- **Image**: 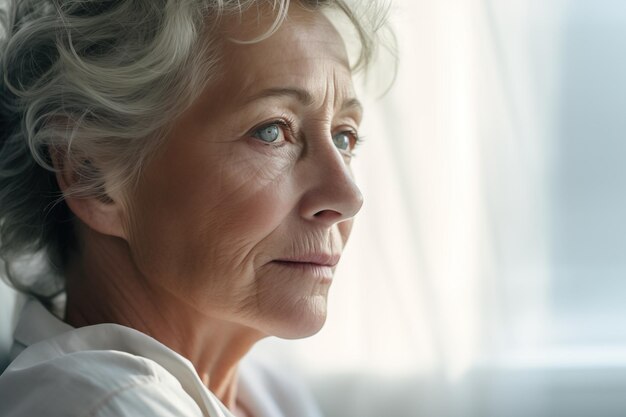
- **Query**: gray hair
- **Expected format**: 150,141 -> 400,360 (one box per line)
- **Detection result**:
0,0 -> 391,304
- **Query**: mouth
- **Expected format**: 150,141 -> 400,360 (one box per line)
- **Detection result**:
270,254 -> 340,283
274,253 -> 340,267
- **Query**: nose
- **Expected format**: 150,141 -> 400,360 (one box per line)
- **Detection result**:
298,142 -> 364,226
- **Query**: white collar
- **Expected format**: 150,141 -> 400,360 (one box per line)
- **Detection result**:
11,299 -> 233,417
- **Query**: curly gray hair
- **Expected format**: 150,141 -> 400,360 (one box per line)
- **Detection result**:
0,0 -> 389,305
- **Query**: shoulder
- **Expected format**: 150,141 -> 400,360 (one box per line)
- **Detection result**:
0,346 -> 202,417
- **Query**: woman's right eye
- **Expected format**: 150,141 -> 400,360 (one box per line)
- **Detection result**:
252,123 -> 283,143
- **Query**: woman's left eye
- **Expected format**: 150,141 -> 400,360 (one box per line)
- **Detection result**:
252,123 -> 283,143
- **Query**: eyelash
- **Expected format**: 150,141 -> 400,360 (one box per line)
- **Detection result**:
251,116 -> 297,143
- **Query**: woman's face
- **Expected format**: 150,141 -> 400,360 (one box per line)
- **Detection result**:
124,7 -> 363,338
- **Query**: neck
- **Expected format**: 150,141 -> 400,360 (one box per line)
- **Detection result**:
64,226 -> 264,409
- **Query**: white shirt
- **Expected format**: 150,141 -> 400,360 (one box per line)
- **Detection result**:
0,299 -> 323,417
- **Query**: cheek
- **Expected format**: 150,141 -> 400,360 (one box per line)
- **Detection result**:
123,145 -> 297,299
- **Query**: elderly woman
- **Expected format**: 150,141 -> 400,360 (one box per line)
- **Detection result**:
0,0 -> 386,416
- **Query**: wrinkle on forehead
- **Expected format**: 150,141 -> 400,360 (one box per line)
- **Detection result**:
212,4 -> 356,111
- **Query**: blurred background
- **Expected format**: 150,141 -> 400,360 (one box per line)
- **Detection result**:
252,0 -> 626,416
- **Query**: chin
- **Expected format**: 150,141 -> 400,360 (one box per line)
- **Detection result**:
260,294 -> 329,339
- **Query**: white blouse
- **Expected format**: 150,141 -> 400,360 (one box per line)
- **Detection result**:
0,300 -> 323,417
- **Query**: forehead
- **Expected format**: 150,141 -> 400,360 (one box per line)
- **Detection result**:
214,6 -> 356,106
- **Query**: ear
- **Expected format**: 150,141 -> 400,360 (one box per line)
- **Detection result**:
50,148 -> 128,240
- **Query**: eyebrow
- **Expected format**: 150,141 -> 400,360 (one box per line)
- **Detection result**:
243,87 -> 363,114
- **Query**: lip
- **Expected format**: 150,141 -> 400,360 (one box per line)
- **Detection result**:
273,253 -> 341,267
270,261 -> 335,283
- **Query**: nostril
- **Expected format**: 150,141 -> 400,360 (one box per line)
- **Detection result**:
313,209 -> 343,222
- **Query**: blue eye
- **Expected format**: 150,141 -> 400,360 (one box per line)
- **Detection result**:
253,124 -> 281,143
332,131 -> 354,151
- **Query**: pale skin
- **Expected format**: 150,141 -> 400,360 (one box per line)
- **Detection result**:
55,5 -> 363,417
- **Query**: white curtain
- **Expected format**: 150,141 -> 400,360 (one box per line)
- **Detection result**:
253,1 -> 626,416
